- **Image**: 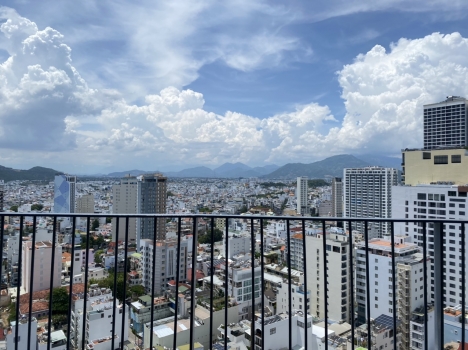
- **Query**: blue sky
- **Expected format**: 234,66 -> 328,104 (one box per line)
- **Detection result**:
0,1 -> 468,173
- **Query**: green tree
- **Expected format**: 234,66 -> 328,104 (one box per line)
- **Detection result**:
239,205 -> 248,214
91,219 -> 100,231
129,285 -> 146,300
106,217 -> 112,223
31,204 -> 44,211
94,250 -> 104,264
49,287 -> 70,315
198,228 -> 223,244
10,205 -> 18,212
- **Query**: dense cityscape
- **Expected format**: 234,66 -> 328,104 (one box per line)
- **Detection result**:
0,96 -> 467,349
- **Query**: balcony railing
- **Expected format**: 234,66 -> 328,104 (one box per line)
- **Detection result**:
0,213 -> 466,350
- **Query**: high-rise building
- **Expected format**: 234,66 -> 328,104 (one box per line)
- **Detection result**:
22,240 -> 62,293
54,174 -> 76,213
0,179 -> 4,211
424,96 -> 468,150
137,174 -> 167,242
140,238 -> 188,295
296,176 -> 308,215
343,167 -> 398,236
112,175 -> 138,244
331,177 -> 343,217
355,235 -> 420,325
76,193 -> 94,213
392,184 -> 468,307
305,230 -> 351,322
112,174 -> 167,245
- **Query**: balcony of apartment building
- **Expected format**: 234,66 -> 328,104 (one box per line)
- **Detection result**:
0,213 -> 467,350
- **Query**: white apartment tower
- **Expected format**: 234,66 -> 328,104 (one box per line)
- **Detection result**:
305,231 -> 351,322
296,176 -> 308,215
331,177 -> 343,217
22,240 -> 62,293
54,174 -> 76,213
76,193 -> 94,213
392,184 -> 468,307
112,175 -> 138,244
355,235 -> 420,325
343,166 -> 398,237
424,96 -> 468,149
140,238 -> 188,295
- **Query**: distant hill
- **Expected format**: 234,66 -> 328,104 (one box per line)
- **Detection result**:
0,165 -> 62,182
263,154 -> 370,179
164,163 -> 279,178
106,169 -> 157,177
165,166 -> 215,178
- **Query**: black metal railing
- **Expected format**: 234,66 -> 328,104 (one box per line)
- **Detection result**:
0,213 -> 466,350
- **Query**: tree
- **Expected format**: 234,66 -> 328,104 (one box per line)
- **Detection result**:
106,217 -> 112,223
31,203 -> 44,211
129,285 -> 145,300
50,287 -> 70,315
198,228 -> 223,244
91,219 -> 100,231
10,205 -> 18,212
95,250 -> 104,264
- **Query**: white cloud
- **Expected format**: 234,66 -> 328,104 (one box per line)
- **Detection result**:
2,9 -> 468,173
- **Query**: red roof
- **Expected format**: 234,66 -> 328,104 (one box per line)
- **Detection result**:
187,268 -> 205,282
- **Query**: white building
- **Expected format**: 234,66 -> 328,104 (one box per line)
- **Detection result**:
228,264 -> 261,306
392,184 -> 468,306
6,316 -> 38,350
343,167 -> 398,237
140,238 -> 188,295
409,305 -> 435,350
355,235 -> 420,325
305,231 -> 351,323
253,312 -> 317,350
22,240 -> 62,293
76,193 -> 95,213
297,176 -> 308,215
276,281 -> 311,315
331,177 -> 343,217
70,285 -> 129,350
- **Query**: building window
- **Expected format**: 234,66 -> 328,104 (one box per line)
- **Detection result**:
422,152 -> 431,159
270,327 -> 276,335
451,155 -> 462,163
434,155 -> 448,164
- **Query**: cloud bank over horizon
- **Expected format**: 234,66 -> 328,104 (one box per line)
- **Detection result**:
1,8 -> 468,173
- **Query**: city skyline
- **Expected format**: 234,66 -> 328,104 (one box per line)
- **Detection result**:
0,4 -> 467,173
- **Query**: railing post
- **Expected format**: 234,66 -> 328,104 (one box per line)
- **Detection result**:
434,222 -> 444,350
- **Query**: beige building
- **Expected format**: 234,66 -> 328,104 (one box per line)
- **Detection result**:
22,241 -> 62,293
76,193 -> 94,213
112,175 -> 138,243
402,147 -> 468,185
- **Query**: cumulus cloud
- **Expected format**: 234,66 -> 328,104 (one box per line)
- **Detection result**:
2,8 -> 468,172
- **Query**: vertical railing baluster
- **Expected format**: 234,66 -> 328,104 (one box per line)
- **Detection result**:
322,219 -> 329,350
120,217 -> 130,349
260,217 -> 265,350
209,217 -> 214,348
149,216 -> 158,350
46,216 -> 57,350
27,215 -> 37,350
422,221 -> 428,350
224,218 -> 229,350
189,216 -> 198,349
286,219 -> 292,350
66,216 -> 76,350
390,221 -> 397,350
81,216 -> 91,350
364,220 -> 371,349
434,222 -> 444,349
250,218 -> 255,346
348,220 -> 355,347
461,222 -> 466,347
15,215 -> 24,350
111,216 -> 119,350
301,219 -> 308,348
173,216 -> 182,350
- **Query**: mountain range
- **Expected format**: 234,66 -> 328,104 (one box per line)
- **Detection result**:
0,154 -> 402,181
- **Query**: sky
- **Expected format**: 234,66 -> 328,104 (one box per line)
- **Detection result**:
1,1 -> 468,174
